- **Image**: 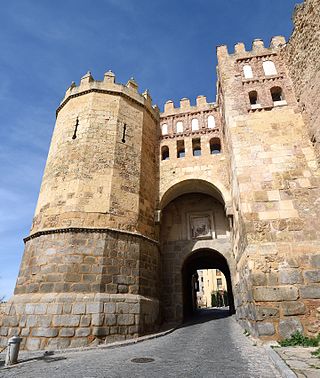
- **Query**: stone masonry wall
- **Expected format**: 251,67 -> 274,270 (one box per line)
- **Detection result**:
159,96 -> 231,209
0,74 -> 161,350
217,37 -> 320,339
284,0 -> 320,162
15,231 -> 159,298
32,72 -> 159,239
0,293 -> 159,351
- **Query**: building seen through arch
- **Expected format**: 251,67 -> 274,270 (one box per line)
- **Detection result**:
1,1 -> 320,350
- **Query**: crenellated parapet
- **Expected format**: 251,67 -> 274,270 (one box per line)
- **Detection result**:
217,36 -> 286,61
217,36 -> 297,113
160,96 -> 221,139
162,95 -> 216,116
57,70 -> 159,121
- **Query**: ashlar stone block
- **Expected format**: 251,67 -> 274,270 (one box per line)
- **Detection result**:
300,285 -> 320,299
256,322 -> 275,336
52,315 -> 80,327
281,301 -> 306,316
279,318 -> 303,339
304,270 -> 320,283
279,269 -> 302,284
117,314 -> 135,326
253,286 -> 299,302
32,328 -> 59,337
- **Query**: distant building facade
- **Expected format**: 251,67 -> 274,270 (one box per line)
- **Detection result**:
197,269 -> 227,308
0,0 -> 319,350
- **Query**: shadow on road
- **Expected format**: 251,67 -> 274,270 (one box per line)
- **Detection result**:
180,307 -> 231,328
0,351 -> 67,369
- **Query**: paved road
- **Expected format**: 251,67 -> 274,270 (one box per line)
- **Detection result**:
1,309 -> 280,378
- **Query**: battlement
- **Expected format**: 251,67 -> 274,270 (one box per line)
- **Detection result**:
217,36 -> 286,61
161,95 -> 217,117
58,70 -> 159,118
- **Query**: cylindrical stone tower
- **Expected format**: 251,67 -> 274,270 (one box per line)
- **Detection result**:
1,71 -> 160,350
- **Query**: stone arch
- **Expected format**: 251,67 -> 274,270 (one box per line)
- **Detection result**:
181,248 -> 235,319
159,179 -> 234,324
159,178 -> 231,211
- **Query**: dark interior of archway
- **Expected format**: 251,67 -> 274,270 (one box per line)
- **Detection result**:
182,249 -> 235,320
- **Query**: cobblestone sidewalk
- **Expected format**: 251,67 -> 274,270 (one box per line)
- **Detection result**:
275,346 -> 320,378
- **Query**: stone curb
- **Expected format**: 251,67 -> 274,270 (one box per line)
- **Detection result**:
265,346 -> 297,378
0,327 -> 177,369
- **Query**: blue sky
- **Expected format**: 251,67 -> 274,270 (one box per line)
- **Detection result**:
0,0 -> 300,298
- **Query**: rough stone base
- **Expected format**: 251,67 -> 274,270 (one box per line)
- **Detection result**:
0,293 -> 159,351
234,246 -> 320,340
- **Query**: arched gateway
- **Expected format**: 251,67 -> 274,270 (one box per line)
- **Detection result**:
2,30 -> 320,350
159,179 -> 235,323
182,249 -> 235,318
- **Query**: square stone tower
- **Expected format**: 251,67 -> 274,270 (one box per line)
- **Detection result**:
217,36 -> 320,338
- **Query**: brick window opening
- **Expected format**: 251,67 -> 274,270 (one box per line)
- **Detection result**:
210,137 -> 221,154
270,86 -> 284,102
176,121 -> 184,133
161,123 -> 168,135
243,64 -> 253,79
249,90 -> 258,105
192,138 -> 201,156
263,60 -> 277,76
207,115 -> 216,129
191,118 -> 199,131
177,140 -> 185,158
161,145 -> 169,160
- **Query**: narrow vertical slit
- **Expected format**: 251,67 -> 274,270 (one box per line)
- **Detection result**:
122,123 -> 127,143
72,117 -> 79,140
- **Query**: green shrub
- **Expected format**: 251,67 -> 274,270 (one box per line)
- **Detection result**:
311,347 -> 320,358
279,331 -> 320,347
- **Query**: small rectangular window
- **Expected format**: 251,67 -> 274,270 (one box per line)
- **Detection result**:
192,138 -> 201,156
177,140 -> 185,158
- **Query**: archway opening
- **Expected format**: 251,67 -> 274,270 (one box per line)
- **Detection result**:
160,179 -> 233,325
182,249 -> 235,320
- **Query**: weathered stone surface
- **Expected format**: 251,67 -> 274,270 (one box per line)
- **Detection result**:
32,328 -> 58,337
70,338 -> 88,348
310,255 -> 320,268
303,270 -> 320,283
26,338 -> 41,351
300,285 -> 320,299
253,286 -> 299,302
47,338 -> 71,350
255,306 -> 279,321
92,314 -> 104,326
59,328 -> 75,337
105,314 -> 117,326
47,304 -> 63,315
92,327 -> 109,336
117,314 -> 135,326
72,303 -> 86,315
87,303 -> 103,314
281,301 -> 306,316
279,318 -> 303,339
256,322 -> 275,336
75,328 -> 91,337
104,303 -> 116,314
52,315 -> 80,327
279,269 -> 302,285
